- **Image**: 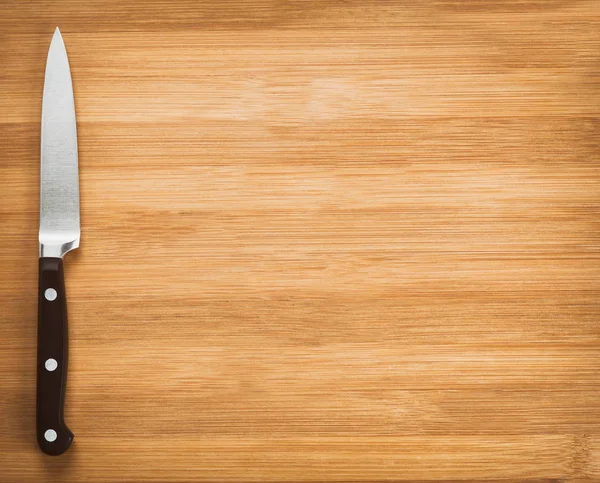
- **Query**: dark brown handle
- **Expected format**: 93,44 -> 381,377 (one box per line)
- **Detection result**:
37,257 -> 73,455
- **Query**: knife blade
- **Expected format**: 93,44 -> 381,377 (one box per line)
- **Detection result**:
37,27 -> 79,456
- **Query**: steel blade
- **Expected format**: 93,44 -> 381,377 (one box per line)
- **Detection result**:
39,27 -> 80,258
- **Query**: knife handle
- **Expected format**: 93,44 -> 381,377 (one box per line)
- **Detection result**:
37,257 -> 74,455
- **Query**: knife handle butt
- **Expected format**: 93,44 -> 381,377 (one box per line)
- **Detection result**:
37,257 -> 74,456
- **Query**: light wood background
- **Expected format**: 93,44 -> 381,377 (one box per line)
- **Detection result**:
1,1 -> 600,481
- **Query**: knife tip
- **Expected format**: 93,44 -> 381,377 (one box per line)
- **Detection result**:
50,27 -> 64,48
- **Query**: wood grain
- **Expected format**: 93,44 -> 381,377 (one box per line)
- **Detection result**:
1,0 -> 600,481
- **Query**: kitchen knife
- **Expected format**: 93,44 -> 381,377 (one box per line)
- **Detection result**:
37,27 -> 79,456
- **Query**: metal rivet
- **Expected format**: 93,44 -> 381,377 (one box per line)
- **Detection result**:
44,429 -> 57,442
45,358 -> 58,372
44,288 -> 57,301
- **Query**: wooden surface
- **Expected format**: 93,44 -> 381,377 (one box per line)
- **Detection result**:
1,1 -> 600,481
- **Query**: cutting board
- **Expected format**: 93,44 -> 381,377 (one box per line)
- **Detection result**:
1,1 -> 600,481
